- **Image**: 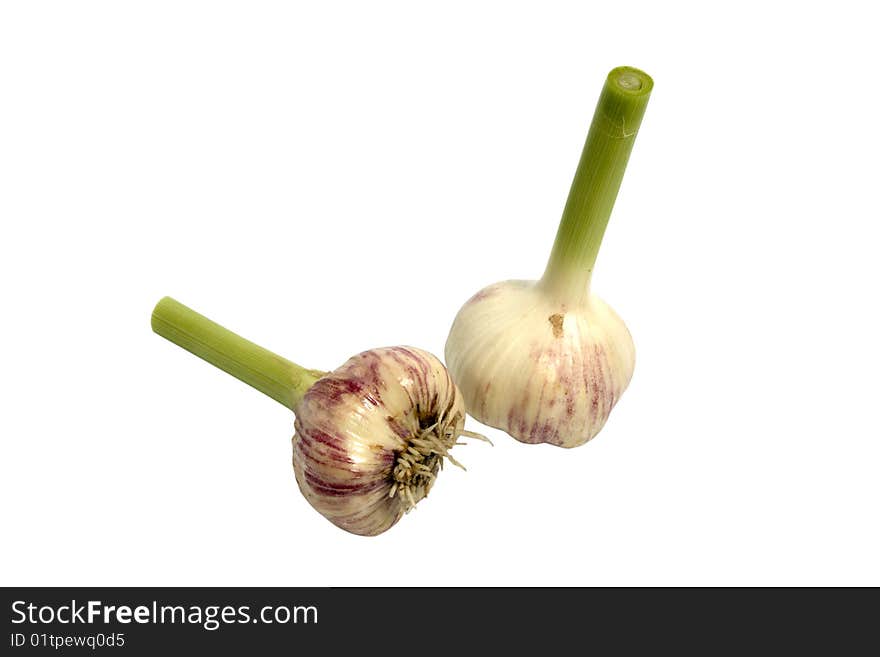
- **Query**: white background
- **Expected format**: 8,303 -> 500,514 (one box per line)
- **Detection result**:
2,1 -> 878,586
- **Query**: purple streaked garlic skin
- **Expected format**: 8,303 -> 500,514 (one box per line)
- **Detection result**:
445,281 -> 635,448
292,346 -> 468,537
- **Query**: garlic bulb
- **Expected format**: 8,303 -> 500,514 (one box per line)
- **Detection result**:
152,297 -> 483,537
445,66 -> 652,448
293,346 -> 471,536
446,282 -> 634,447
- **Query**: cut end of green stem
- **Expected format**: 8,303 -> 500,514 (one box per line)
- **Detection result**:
594,66 -> 653,140
610,66 -> 653,95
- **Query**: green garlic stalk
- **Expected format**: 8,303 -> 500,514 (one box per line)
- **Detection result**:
152,297 -> 485,536
445,66 -> 653,448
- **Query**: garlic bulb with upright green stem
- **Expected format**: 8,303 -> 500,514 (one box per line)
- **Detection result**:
151,297 -> 485,536
445,66 -> 652,448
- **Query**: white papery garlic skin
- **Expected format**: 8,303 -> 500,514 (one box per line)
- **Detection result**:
445,280 -> 635,448
292,346 -> 469,536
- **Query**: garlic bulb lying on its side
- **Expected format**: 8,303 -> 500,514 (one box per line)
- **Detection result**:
293,346 -> 472,536
446,66 -> 652,448
152,297 -> 485,536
